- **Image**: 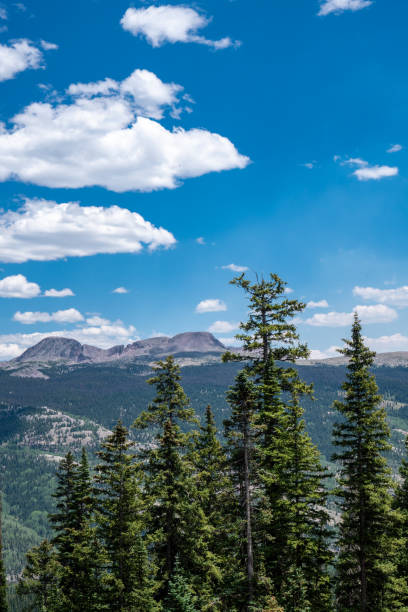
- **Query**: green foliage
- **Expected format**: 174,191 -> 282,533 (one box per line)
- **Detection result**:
134,357 -> 216,606
164,557 -> 197,612
0,499 -> 7,612
17,540 -> 62,612
95,421 -> 157,611
333,315 -> 406,611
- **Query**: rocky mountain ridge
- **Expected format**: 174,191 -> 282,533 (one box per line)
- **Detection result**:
7,332 -> 226,367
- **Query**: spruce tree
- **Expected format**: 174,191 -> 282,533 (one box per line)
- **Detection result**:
393,435 -> 408,606
134,357 -> 216,606
17,540 -> 62,612
332,314 -> 403,611
263,384 -> 333,610
0,497 -> 7,612
94,421 -> 157,612
224,370 -> 260,610
165,557 -> 197,612
50,449 -> 102,612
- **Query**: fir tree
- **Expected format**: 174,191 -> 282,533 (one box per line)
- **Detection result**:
224,370 -> 260,610
332,314 -> 403,611
134,357 -> 216,605
393,435 -> 408,606
262,384 -> 333,610
50,449 -> 102,612
17,540 -> 62,612
94,421 -> 157,612
164,557 -> 197,612
0,497 -> 7,612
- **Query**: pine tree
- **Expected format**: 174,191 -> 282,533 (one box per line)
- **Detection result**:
262,384 -> 333,610
94,421 -> 158,612
165,557 -> 197,612
224,370 -> 260,611
332,314 -> 403,611
50,449 -> 102,612
393,435 -> 408,606
0,496 -> 7,612
17,540 -> 62,612
134,357 -> 216,605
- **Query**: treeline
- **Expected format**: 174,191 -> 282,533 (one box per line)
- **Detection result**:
2,273 -> 408,611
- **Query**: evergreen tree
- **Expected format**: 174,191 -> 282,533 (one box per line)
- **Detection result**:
393,435 -> 408,606
332,314 -> 404,611
263,384 -> 333,610
164,557 -> 197,612
0,497 -> 7,612
224,370 -> 260,610
134,357 -> 217,605
17,540 -> 62,612
50,449 -> 102,612
94,421 -> 158,612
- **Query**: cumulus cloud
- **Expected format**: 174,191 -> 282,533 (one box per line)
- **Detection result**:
222,264 -> 248,273
44,288 -> 75,298
353,285 -> 408,307
387,144 -> 403,153
0,38 -> 56,82
354,165 -> 398,181
0,318 -> 139,361
113,287 -> 129,294
208,320 -> 239,334
337,157 -> 398,181
14,308 -> 84,324
0,68 -> 248,192
121,5 -> 238,49
304,304 -> 397,327
307,300 -> 329,308
196,299 -> 227,314
318,0 -> 373,16
308,346 -> 340,360
0,274 -> 40,298
364,333 -> 408,353
0,199 -> 176,263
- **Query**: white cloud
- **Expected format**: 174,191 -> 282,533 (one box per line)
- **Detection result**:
196,299 -> 227,314
305,304 -> 397,327
353,285 -> 408,308
0,69 -> 248,192
222,264 -> 248,273
121,5 -> 238,49
336,156 -> 398,181
284,287 -> 294,294
318,0 -> 373,17
302,162 -> 315,169
208,320 -> 239,334
113,287 -> 129,294
0,8 -> 7,19
44,288 -> 74,298
196,237 -> 206,245
0,39 -> 52,82
307,300 -> 329,308
0,275 -> 40,298
354,165 -> 398,181
217,337 -> 240,347
86,316 -> 110,326
0,318 -> 139,360
0,199 -> 176,263
14,308 -> 84,324
387,144 -> 403,153
364,333 -> 408,353
40,40 -> 58,51
68,68 -> 183,120
308,346 -> 340,360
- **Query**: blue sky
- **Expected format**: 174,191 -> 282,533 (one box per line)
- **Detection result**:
0,0 -> 407,359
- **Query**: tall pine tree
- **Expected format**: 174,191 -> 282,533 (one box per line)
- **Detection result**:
134,356 -> 217,606
94,421 -> 158,612
224,370 -> 260,610
332,314 -> 404,611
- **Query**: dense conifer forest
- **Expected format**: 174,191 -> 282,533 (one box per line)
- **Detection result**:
2,273 -> 408,610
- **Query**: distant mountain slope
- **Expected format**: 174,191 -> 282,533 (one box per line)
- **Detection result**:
301,351 -> 408,367
6,332 -> 226,371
